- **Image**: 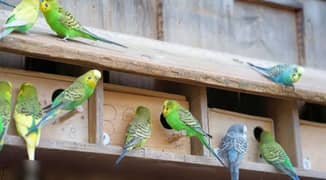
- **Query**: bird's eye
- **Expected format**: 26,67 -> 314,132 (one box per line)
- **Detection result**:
45,3 -> 48,8
88,76 -> 92,80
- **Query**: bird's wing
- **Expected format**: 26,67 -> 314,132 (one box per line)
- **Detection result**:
268,64 -> 288,78
58,6 -> 83,30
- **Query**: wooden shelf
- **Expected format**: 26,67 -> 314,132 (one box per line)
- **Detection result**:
0,10 -> 326,105
1,135 -> 325,180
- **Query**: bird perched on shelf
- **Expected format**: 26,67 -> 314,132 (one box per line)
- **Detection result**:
26,70 -> 102,136
0,81 -> 12,151
217,124 -> 248,180
39,0 -> 127,48
0,0 -> 39,40
14,83 -> 42,160
233,59 -> 304,88
254,127 -> 300,180
115,106 -> 152,166
160,100 -> 225,166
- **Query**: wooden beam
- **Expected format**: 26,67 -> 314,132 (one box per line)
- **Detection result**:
1,10 -> 326,105
268,99 -> 303,168
88,77 -> 104,145
239,0 -> 302,10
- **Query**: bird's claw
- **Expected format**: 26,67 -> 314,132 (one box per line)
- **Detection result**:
75,106 -> 84,113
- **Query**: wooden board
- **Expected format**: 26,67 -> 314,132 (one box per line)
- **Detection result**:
208,108 -> 274,163
0,68 -> 89,144
103,84 -> 191,154
1,10 -> 326,105
162,0 -> 299,64
300,120 -> 326,172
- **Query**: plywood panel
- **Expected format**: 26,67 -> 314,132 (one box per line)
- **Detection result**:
208,108 -> 274,163
103,84 -> 191,154
300,120 -> 326,172
0,68 -> 89,143
301,0 -> 326,70
163,0 -> 299,64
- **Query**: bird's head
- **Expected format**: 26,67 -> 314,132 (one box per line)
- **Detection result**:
291,66 -> 304,83
18,83 -> 37,99
162,100 -> 178,117
227,124 -> 247,136
254,126 -> 274,143
40,0 -> 57,13
0,81 -> 12,99
136,106 -> 151,123
83,69 -> 102,88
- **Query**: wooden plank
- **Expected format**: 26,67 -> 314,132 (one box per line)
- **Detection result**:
2,135 -> 326,179
162,0 -> 299,64
208,108 -> 274,163
300,120 -> 326,172
267,99 -> 303,168
240,0 -> 302,10
0,10 -> 326,105
103,83 -> 191,154
88,77 -> 104,144
0,67 -> 89,144
301,0 -> 326,70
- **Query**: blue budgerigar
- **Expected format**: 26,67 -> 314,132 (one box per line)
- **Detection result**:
247,63 -> 304,87
217,124 -> 248,180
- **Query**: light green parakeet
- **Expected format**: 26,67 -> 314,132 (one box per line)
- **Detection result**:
254,127 -> 300,180
26,69 -> 102,136
0,0 -> 39,39
39,0 -> 127,48
0,81 -> 12,150
115,106 -> 152,166
161,100 -> 225,166
14,83 -> 42,160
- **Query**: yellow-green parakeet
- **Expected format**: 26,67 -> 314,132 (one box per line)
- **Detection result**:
0,0 -> 39,39
40,0 -> 127,48
161,100 -> 225,166
0,81 -> 12,150
115,106 -> 152,166
254,127 -> 300,180
14,83 -> 42,160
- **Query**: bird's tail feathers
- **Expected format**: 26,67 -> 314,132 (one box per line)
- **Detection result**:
0,1 -> 15,8
230,163 -> 239,180
81,28 -> 127,48
0,28 -> 14,40
247,62 -> 268,72
197,135 -> 225,166
114,149 -> 129,166
26,133 -> 39,161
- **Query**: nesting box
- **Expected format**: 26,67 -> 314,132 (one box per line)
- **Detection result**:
0,68 -> 89,144
300,120 -> 326,172
208,108 -> 274,163
103,84 -> 191,154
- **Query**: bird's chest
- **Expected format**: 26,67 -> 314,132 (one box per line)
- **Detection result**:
44,13 -> 70,37
166,113 -> 184,131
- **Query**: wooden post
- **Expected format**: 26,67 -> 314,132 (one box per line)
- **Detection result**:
88,77 -> 104,145
268,99 -> 303,168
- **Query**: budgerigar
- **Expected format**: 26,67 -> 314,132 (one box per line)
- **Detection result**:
14,83 -> 42,160
0,0 -> 15,8
217,124 -> 248,180
247,63 -> 304,87
40,0 -> 127,48
161,100 -> 225,166
115,106 -> 152,166
0,81 -> 12,151
254,127 -> 300,180
0,0 -> 39,40
26,70 -> 102,136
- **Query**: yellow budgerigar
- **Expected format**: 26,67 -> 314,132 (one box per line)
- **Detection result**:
0,0 -> 39,40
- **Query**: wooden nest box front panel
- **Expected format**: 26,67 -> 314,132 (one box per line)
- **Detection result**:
103,84 -> 191,154
300,120 -> 326,172
208,108 -> 274,163
0,68 -> 89,144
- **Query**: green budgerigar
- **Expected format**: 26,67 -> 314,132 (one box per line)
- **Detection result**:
115,106 -> 152,166
26,69 -> 102,136
14,83 -> 42,160
254,127 -> 300,180
161,100 -> 225,166
0,0 -> 39,40
0,81 -> 12,151
40,0 -> 127,48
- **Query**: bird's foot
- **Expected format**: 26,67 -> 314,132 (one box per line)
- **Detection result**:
60,37 -> 69,42
75,106 -> 84,113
